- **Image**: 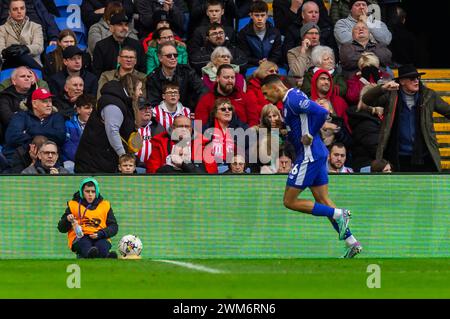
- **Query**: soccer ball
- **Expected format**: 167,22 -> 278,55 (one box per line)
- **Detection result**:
118,235 -> 143,257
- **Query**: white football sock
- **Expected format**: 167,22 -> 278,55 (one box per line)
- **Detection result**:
345,235 -> 357,247
333,208 -> 343,220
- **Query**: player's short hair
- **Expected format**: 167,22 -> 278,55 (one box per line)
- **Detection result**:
260,74 -> 282,87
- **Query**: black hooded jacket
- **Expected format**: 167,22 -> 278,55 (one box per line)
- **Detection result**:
74,80 -> 136,173
0,85 -> 30,144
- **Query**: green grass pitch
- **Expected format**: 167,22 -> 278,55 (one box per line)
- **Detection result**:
0,259 -> 448,298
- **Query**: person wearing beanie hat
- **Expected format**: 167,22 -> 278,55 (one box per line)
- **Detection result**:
58,177 -> 119,258
334,0 -> 391,47
286,22 -> 321,85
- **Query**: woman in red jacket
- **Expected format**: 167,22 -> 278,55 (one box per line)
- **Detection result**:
246,60 -> 284,122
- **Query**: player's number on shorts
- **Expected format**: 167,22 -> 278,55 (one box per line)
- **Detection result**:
290,164 -> 299,175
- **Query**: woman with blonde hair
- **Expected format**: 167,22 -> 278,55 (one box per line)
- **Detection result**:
346,52 -> 392,106
246,60 -> 283,125
249,103 -> 288,173
201,46 -> 246,92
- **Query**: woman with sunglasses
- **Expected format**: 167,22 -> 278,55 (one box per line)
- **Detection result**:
203,98 -> 248,174
201,46 -> 246,93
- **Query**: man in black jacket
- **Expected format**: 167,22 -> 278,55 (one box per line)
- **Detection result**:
92,12 -> 146,76
48,46 -> 98,97
146,43 -> 208,112
0,66 -> 34,143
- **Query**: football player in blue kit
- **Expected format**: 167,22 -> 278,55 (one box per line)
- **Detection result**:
261,75 -> 362,258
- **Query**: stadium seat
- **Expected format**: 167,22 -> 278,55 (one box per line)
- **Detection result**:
359,166 -> 371,173
55,0 -> 83,18
0,68 -> 14,82
46,44 -> 57,54
54,17 -> 87,47
238,16 -> 275,32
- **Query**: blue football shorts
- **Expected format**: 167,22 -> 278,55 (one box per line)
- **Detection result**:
286,157 -> 329,190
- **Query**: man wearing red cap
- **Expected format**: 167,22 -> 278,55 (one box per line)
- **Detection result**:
2,87 -> 65,163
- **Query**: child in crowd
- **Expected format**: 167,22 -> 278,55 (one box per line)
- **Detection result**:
118,153 -> 137,174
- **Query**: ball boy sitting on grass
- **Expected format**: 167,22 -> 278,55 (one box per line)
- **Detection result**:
58,177 -> 119,258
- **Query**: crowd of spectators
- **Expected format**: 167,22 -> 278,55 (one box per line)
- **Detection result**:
0,0 -> 449,175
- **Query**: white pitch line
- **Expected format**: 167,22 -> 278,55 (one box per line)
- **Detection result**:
154,259 -> 226,274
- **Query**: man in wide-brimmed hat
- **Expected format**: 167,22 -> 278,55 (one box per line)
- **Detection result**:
361,64 -> 450,172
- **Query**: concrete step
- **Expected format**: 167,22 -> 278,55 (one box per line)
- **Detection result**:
436,135 -> 450,144
424,82 -> 450,92
441,161 -> 450,170
439,148 -> 450,157
434,123 -> 450,131
392,69 -> 450,79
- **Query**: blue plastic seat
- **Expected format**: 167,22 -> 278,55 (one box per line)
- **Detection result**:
54,17 -> 87,47
55,0 -> 82,18
245,66 -> 287,78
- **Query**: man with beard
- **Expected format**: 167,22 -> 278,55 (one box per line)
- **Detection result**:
328,143 -> 353,173
146,43 -> 207,111
92,12 -> 146,76
195,64 -> 256,125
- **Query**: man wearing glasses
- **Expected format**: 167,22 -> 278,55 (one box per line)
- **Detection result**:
21,140 -> 69,174
362,65 -> 450,172
97,47 -> 146,99
188,0 -> 236,56
146,43 -> 208,112
190,22 -> 247,75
